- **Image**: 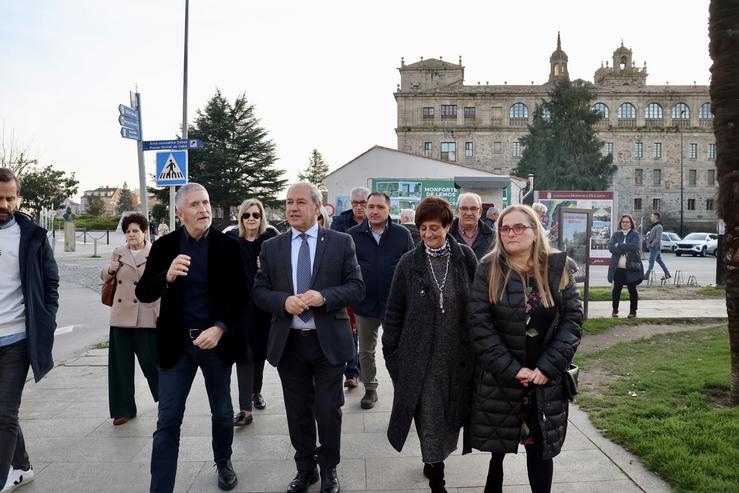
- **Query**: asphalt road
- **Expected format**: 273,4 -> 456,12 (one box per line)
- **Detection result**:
589,250 -> 721,287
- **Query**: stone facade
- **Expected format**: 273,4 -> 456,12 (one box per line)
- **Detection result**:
395,37 -> 717,232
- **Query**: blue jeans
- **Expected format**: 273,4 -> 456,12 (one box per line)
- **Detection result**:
344,331 -> 360,379
0,339 -> 31,490
150,340 -> 234,493
645,247 -> 670,277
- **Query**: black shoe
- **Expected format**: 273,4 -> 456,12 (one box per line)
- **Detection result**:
612,311 -> 619,318
216,460 -> 237,491
233,411 -> 253,427
287,467 -> 319,493
423,463 -> 432,479
320,467 -> 340,493
360,390 -> 378,409
253,393 -> 266,410
627,311 -> 637,319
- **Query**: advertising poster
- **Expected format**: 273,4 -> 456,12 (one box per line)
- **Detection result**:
372,179 -> 459,218
534,191 -> 615,265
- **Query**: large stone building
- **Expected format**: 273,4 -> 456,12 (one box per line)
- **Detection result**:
395,35 -> 717,232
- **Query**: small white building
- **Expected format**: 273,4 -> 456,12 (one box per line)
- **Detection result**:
323,145 -> 528,217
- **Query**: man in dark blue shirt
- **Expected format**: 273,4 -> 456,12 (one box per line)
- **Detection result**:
136,183 -> 244,493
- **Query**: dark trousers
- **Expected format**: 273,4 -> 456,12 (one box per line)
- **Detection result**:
0,339 -> 31,490
235,344 -> 266,412
612,268 -> 639,313
344,307 -> 359,379
108,326 -> 159,418
150,340 -> 234,493
278,331 -> 344,470
485,444 -> 553,493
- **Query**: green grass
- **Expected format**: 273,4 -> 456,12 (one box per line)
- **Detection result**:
695,286 -> 726,298
580,285 -> 726,302
581,317 -> 724,336
575,327 -> 739,493
94,340 -> 109,349
581,286 -> 625,301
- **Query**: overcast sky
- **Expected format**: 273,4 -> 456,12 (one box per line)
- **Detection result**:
1,0 -> 712,200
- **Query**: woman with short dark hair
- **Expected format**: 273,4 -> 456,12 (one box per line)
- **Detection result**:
607,213 -> 642,318
101,212 -> 160,426
382,197 -> 478,492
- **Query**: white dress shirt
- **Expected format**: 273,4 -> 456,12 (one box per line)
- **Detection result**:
290,223 -> 319,329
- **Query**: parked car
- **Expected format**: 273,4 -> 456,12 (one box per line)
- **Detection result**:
674,232 -> 718,257
661,232 -> 681,252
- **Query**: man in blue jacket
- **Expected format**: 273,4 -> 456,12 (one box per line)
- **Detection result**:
347,192 -> 413,409
0,168 -> 59,492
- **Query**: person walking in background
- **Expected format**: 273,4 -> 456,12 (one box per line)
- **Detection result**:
399,208 -> 421,245
450,192 -> 495,260
157,221 -> 170,238
228,199 -> 278,427
136,183 -> 245,492
318,206 -> 330,228
644,212 -> 671,281
383,197 -> 478,492
532,202 -> 559,239
252,182 -> 364,493
483,207 -> 499,229
468,204 -> 582,493
0,169 -> 59,492
608,214 -> 643,318
347,192 -> 413,410
101,213 -> 160,427
330,186 -> 369,389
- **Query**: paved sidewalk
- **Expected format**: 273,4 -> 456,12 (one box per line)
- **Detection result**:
588,299 -> 727,319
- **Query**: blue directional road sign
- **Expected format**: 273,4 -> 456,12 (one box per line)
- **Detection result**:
143,139 -> 204,151
156,151 -> 188,186
118,104 -> 138,119
118,115 -> 139,130
120,127 -> 140,140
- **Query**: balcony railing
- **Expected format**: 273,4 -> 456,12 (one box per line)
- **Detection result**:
618,119 -> 636,129
699,118 -> 713,128
644,118 -> 664,128
509,117 -> 528,127
672,119 -> 689,129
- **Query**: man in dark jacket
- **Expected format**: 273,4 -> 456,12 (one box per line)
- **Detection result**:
136,183 -> 245,492
347,192 -> 413,409
0,168 -> 59,492
644,212 -> 671,280
450,193 -> 495,260
330,186 -> 369,389
399,208 -> 421,245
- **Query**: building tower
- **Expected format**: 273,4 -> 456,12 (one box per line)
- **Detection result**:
548,32 -> 569,82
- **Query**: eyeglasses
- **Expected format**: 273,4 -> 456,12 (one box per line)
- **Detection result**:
351,200 -> 367,208
241,212 -> 261,220
459,206 -> 480,213
499,223 -> 533,235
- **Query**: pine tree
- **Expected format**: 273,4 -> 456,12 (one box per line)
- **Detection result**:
298,149 -> 329,188
116,183 -> 134,215
184,89 -> 287,214
514,79 -> 616,191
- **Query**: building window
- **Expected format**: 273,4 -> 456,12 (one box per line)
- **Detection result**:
653,142 -> 662,159
653,198 -> 661,211
707,143 -> 716,160
441,105 -> 457,119
634,198 -> 642,211
689,143 -> 698,160
493,141 -> 502,154
618,102 -> 636,119
707,169 -> 716,186
464,107 -> 476,120
441,142 -> 456,161
634,142 -> 644,159
706,198 -> 714,211
540,106 -> 551,119
687,198 -> 696,211
509,102 -> 529,119
645,103 -> 663,119
512,140 -> 522,158
635,168 -> 643,185
699,102 -> 713,119
422,107 -> 434,120
604,142 -> 613,157
672,103 -> 690,120
592,102 -> 609,119
653,168 -> 662,186
423,142 -> 433,157
688,169 -> 697,186
465,142 -> 473,158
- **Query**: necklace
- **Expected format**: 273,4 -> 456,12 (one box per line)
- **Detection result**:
427,253 -> 450,313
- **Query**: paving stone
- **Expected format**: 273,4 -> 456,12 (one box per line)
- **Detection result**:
342,432 -> 422,459
552,449 -> 630,483
20,417 -> 105,439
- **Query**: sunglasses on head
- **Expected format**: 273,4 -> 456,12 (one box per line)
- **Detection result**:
241,212 -> 261,220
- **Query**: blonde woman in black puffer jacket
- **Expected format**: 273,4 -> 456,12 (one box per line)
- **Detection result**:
468,204 -> 582,493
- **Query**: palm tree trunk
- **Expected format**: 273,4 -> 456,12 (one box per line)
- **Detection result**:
709,0 -> 739,405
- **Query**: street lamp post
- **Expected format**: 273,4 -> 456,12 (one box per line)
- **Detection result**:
679,109 -> 686,237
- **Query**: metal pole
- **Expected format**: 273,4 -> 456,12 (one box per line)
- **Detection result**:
679,110 -> 685,237
170,0 -> 189,231
134,92 -> 149,240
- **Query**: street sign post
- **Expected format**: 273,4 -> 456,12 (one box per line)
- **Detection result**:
120,127 -> 140,140
142,139 -> 203,151
155,151 -> 188,186
118,104 -> 138,119
118,115 -> 139,129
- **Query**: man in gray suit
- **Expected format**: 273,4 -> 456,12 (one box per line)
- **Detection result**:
252,182 -> 364,493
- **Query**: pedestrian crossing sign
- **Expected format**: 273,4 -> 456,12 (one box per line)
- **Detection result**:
155,151 -> 188,186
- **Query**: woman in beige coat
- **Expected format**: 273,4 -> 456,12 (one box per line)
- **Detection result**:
101,213 -> 160,425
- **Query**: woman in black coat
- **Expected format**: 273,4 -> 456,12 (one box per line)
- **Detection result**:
607,214 -> 642,318
229,198 -> 278,426
468,204 -> 582,493
382,197 -> 478,493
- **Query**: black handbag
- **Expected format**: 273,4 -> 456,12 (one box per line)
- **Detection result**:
562,363 -> 580,401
